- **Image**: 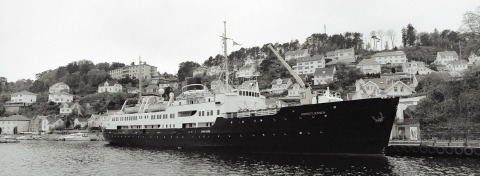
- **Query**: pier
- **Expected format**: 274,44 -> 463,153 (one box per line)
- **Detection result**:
386,140 -> 480,157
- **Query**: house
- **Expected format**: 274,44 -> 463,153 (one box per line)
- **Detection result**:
48,92 -> 73,104
287,83 -> 302,98
402,61 -> 435,75
144,84 -> 160,95
98,80 -> 122,93
236,57 -> 261,79
4,90 -> 37,113
468,52 -> 480,65
325,48 -> 355,63
390,96 -> 426,141
293,55 -> 325,75
193,67 -> 207,77
284,49 -> 309,61
60,102 -> 83,116
445,60 -> 468,72
88,114 -> 107,130
29,116 -> 49,133
434,51 -> 458,65
74,117 -> 88,129
49,82 -> 70,93
371,51 -> 407,65
10,91 -> 37,104
270,78 -> 293,94
0,115 -> 31,134
312,67 -> 336,85
108,62 -> 158,80
383,81 -> 416,97
46,117 -> 64,132
206,66 -> 222,76
353,77 -> 415,99
356,59 -> 381,74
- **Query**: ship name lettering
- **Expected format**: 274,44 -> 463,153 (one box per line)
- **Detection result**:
301,111 -> 325,116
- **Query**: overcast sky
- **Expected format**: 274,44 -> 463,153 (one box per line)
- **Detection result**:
0,0 -> 477,81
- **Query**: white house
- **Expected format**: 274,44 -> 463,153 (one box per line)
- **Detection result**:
271,78 -> 293,94
383,81 -> 416,97
108,62 -> 158,80
371,51 -> 407,65
434,51 -> 458,65
0,115 -> 31,134
312,67 -> 336,85
29,116 -> 49,133
98,80 -> 122,93
10,91 -> 37,104
356,59 -> 381,74
49,82 -> 70,93
47,117 -> 64,132
325,48 -> 355,63
60,102 -> 83,116
236,64 -> 260,79
74,118 -> 88,128
468,52 -> 480,65
206,66 -> 222,76
293,55 -> 325,75
48,92 -> 73,104
446,60 -> 469,72
287,83 -> 301,98
353,78 -> 415,99
402,61 -> 435,75
126,87 -> 139,94
193,67 -> 207,77
284,49 -> 309,61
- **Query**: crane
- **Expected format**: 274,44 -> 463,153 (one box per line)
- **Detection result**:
267,44 -> 312,105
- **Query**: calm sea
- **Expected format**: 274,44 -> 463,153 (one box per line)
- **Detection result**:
0,140 -> 479,176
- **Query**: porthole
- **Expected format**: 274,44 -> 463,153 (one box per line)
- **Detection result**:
333,106 -> 336,109
240,135 -> 243,137
262,134 -> 265,136
260,119 -> 263,122
324,115 -> 327,117
273,118 -> 276,121
299,117 -> 302,119
299,132 -> 302,135
252,134 -> 255,137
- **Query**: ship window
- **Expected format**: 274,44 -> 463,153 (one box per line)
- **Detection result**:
210,110 -> 213,115
207,111 -> 209,116
239,91 -> 241,95
217,110 -> 220,115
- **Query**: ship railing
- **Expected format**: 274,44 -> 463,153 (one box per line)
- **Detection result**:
237,108 -> 279,118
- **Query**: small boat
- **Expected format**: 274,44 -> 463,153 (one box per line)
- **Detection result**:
0,136 -> 20,143
63,133 -> 90,141
16,135 -> 42,140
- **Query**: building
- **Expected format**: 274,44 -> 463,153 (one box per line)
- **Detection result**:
144,84 -> 160,95
284,49 -> 309,61
293,55 -> 325,75
445,60 -> 468,72
49,82 -> 70,94
371,51 -> 407,65
312,67 -> 336,85
59,102 -> 83,116
48,92 -> 73,104
193,67 -> 207,77
74,118 -> 88,129
402,61 -> 435,75
468,52 -> 480,65
29,116 -> 49,133
352,77 -> 415,99
356,59 -> 381,74
109,62 -> 158,80
383,81 -> 416,97
206,66 -> 222,76
10,91 -> 37,104
98,80 -> 123,93
325,48 -> 355,63
434,51 -> 458,65
47,117 -> 64,132
88,114 -> 107,130
390,96 -> 426,141
236,57 -> 261,79
0,115 -> 31,134
287,83 -> 301,98
270,78 -> 293,94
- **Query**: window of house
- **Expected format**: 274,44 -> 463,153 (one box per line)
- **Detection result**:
394,87 -> 398,92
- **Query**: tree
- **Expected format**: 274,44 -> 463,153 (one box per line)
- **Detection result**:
28,80 -> 47,93
386,29 -> 397,49
462,6 -> 480,36
109,62 -> 126,71
376,30 -> 385,50
96,62 -> 110,71
406,24 -> 416,46
66,62 -> 79,74
86,69 -> 109,86
401,28 -> 407,47
177,61 -> 200,82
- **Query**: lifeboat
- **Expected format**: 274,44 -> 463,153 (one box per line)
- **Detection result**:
148,104 -> 166,112
125,106 -> 140,114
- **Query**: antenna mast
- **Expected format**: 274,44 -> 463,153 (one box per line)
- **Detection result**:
223,21 -> 229,92
138,56 -> 143,99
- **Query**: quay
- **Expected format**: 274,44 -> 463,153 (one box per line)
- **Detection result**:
386,140 -> 480,157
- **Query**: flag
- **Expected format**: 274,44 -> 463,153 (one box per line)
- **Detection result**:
233,41 -> 241,46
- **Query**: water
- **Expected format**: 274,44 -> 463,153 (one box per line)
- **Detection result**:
1,140 -> 479,176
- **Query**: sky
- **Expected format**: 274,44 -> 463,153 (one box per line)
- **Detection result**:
0,0 -> 477,81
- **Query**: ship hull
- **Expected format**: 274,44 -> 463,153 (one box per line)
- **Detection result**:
104,98 -> 399,154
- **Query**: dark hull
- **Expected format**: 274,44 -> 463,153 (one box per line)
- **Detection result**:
104,98 -> 399,154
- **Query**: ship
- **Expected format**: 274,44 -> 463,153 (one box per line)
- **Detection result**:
103,22 -> 399,154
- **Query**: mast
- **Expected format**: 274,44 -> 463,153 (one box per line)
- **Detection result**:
138,56 -> 143,100
223,21 -> 229,92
